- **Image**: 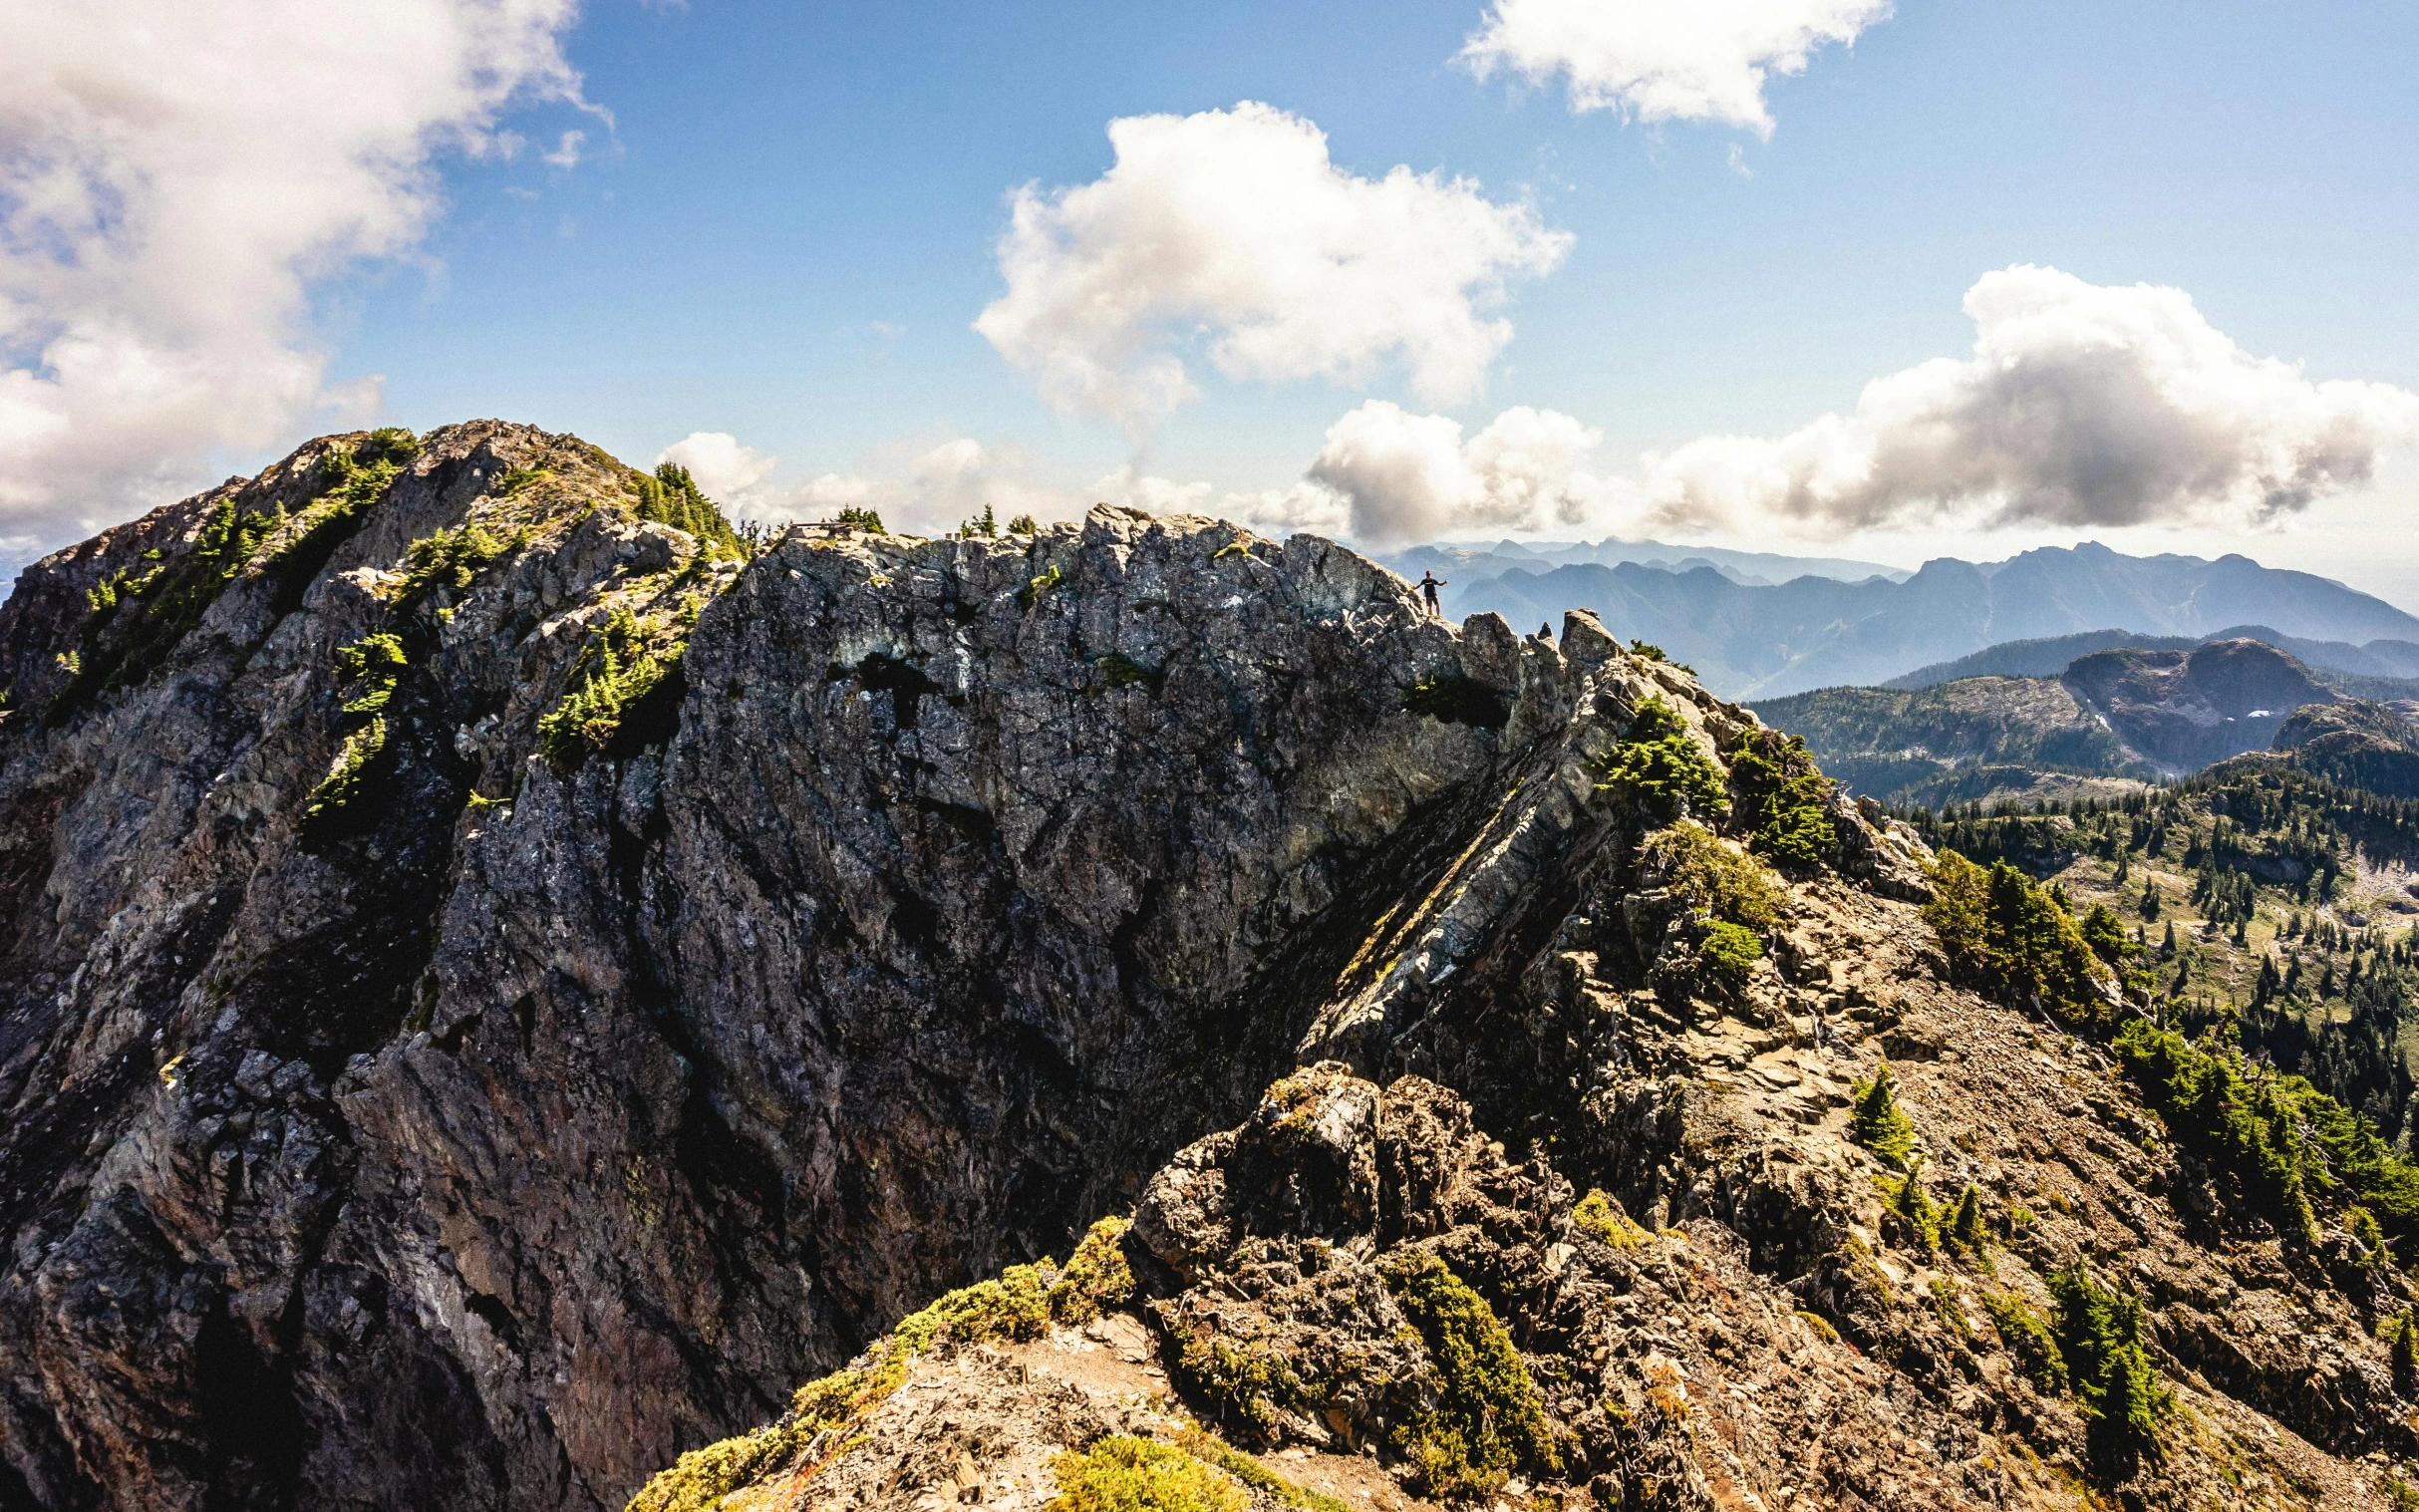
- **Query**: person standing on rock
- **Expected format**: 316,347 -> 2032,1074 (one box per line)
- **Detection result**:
1417,570 -> 1446,616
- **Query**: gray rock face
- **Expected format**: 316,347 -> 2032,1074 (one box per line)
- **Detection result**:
9,422 -> 2406,1512
0,424 -> 1561,1510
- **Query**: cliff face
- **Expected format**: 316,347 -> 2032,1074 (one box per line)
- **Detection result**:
0,424 -> 2412,1512
0,423 -> 1528,1510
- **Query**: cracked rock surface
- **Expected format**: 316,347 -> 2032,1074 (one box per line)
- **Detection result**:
0,424 -> 2414,1512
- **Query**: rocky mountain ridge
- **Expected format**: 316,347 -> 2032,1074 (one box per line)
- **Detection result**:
1751,639 -> 2357,806
0,424 -> 2415,1512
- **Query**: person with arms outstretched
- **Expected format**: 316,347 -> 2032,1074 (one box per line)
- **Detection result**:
1417,570 -> 1446,617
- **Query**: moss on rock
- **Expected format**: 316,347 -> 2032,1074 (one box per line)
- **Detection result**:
1377,1249 -> 1558,1500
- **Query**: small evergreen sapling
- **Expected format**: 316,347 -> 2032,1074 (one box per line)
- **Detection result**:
1850,1061 -> 1917,1170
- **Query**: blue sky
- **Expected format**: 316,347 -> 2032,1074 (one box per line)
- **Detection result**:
11,0 -> 2419,601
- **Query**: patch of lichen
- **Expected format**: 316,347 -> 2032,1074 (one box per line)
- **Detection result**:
1571,1190 -> 1651,1250
1378,1249 -> 1560,1500
1047,1436 -> 1248,1512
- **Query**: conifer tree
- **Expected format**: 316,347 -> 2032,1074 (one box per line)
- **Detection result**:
1850,1061 -> 1916,1170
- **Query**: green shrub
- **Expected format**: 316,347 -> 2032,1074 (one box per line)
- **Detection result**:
84,558 -> 163,617
2386,1310 -> 2419,1393
50,494 -> 283,722
266,439 -> 409,589
1379,1249 -> 1559,1500
890,1262 -> 1056,1356
356,427 -> 421,465
334,632 -> 406,716
632,461 -> 748,559
1018,563 -> 1063,610
1945,1184 -> 1989,1259
1572,1189 -> 1650,1250
1596,696 -> 1729,823
623,1419 -> 811,1512
832,505 -> 885,533
2112,1019 -> 2419,1248
399,521 -> 526,602
2079,903 -> 2130,966
497,466 -> 548,495
627,1230 -> 1144,1512
1726,728 -> 1836,867
1924,849 -> 2117,1032
537,608 -> 687,768
1700,921 -> 1764,984
1007,513 -> 1040,534
959,504 -> 999,539
303,717 -> 387,823
1850,1061 -> 1916,1169
1173,1429 -> 1348,1512
1882,1166 -> 1940,1252
1172,1330 -> 1301,1444
1640,823 -> 1781,930
2047,1263 -> 2172,1463
2348,1205 -> 2390,1269
1978,1290 -> 2067,1394
1048,1217 -> 1135,1324
1046,1436 -> 1247,1512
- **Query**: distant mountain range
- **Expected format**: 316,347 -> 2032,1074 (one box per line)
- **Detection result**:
1750,637 -> 2419,807
1885,625 -> 2419,690
1389,537 -> 1909,591
1407,539 -> 2419,701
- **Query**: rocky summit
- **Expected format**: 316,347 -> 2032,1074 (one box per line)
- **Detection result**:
0,422 -> 2415,1512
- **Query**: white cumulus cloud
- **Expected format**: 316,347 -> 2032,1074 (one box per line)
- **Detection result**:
1306,401 -> 1610,548
975,102 -> 1571,432
1638,264 -> 2419,534
0,0 -> 593,563
656,431 -> 777,500
1461,0 -> 1892,137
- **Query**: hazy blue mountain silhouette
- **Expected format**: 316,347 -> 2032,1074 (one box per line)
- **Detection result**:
1439,541 -> 2419,700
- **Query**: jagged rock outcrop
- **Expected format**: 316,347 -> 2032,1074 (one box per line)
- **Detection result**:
1,423 -> 2415,1512
0,422 -> 1577,1510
